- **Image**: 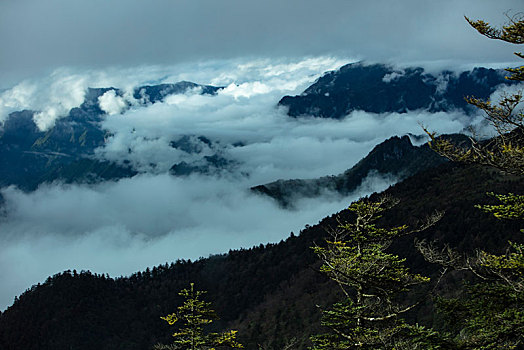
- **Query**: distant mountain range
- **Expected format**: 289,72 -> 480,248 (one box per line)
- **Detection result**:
0,63 -> 514,193
279,62 -> 515,118
0,82 -> 221,191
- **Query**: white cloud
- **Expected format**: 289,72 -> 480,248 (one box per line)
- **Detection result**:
29,72 -> 88,130
382,70 -> 405,83
488,81 -> 524,107
0,81 -> 38,123
434,73 -> 451,95
221,82 -> 273,99
0,171 -> 397,310
86,57 -> 483,178
0,56 -> 348,131
0,70 -> 88,130
464,81 -> 524,138
0,56 -> 503,310
98,90 -> 127,115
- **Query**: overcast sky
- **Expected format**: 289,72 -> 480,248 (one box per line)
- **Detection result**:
0,0 -> 522,87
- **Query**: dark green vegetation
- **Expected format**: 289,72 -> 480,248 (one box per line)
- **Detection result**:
279,62 -> 516,118
0,160 -> 522,349
310,198 -> 441,349
154,283 -> 242,350
414,14 -> 524,349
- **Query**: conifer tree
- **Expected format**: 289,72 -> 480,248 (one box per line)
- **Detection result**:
155,283 -> 243,350
310,197 -> 446,349
421,13 -> 524,349
426,14 -> 523,176
421,192 -> 524,349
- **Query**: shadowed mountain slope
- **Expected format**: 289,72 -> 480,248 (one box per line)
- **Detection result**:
252,134 -> 470,208
1,160 -> 522,350
279,62 -> 514,118
0,82 -> 221,191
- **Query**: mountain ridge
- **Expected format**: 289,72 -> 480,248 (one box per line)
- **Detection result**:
279,62 -> 515,118
0,81 -> 222,191
251,134 -> 470,208
1,159 -> 522,349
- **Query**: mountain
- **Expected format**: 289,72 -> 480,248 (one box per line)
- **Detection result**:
0,82 -> 222,191
279,62 -> 514,118
170,154 -> 240,176
1,63 -> 512,191
168,135 -> 242,176
133,81 -> 221,103
1,159 -> 522,350
252,134 -> 469,207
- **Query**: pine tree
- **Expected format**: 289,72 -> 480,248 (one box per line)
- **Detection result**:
155,283 -> 243,350
424,193 -> 524,349
310,197 -> 446,349
426,14 -> 523,176
421,13 -> 524,349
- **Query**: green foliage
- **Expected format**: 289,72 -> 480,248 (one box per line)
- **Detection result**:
436,281 -> 524,349
426,14 -> 524,177
476,193 -> 524,220
310,299 -> 448,350
156,283 -> 243,350
464,193 -> 524,349
310,197 -> 445,349
421,14 -> 524,348
465,14 -> 524,81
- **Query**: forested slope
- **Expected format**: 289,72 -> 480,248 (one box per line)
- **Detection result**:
0,160 -> 522,350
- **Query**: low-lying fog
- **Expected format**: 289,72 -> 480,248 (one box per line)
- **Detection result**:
0,57 -> 497,309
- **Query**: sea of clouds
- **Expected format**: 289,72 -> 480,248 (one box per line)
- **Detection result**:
0,57 -> 501,309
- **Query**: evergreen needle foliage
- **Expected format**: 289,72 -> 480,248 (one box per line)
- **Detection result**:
421,13 -> 524,349
429,191 -> 524,349
310,197 -> 447,349
155,283 -> 243,350
425,14 -> 524,177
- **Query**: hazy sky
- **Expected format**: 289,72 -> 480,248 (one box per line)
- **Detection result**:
0,0 -> 522,87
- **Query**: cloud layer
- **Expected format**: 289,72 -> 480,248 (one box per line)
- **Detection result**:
0,171 -> 399,310
0,56 -> 514,310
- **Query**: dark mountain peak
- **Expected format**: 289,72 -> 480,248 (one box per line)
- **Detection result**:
252,134 -> 452,208
368,134 -> 413,154
349,134 -> 416,169
1,110 -> 38,135
169,153 -> 238,177
75,87 -> 121,117
133,81 -> 222,104
279,62 -> 514,118
84,87 -> 119,101
170,135 -> 213,154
